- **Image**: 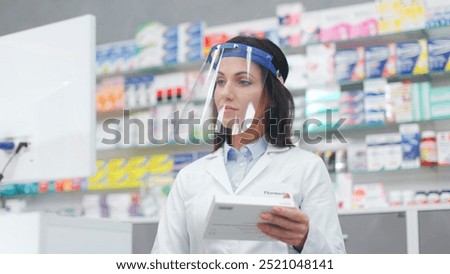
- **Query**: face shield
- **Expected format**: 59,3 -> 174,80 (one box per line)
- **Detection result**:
179,43 -> 277,141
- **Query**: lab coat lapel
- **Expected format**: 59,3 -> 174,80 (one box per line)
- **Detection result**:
205,148 -> 234,194
234,152 -> 272,194
235,145 -> 290,194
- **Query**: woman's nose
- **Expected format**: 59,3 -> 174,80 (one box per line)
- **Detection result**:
220,83 -> 235,100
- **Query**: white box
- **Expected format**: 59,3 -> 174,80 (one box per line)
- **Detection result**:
335,173 -> 353,210
385,82 -> 413,123
366,134 -> 386,171
437,131 -> 450,166
204,194 -> 295,241
384,133 -> 403,170
285,54 -> 307,90
347,144 -> 367,172
306,43 -> 336,86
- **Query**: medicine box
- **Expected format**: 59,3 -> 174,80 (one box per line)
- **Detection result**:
428,39 -> 450,73
365,44 -> 396,78
396,39 -> 428,75
335,47 -> 365,82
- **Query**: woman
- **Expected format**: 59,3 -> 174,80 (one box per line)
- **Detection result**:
152,36 -> 345,254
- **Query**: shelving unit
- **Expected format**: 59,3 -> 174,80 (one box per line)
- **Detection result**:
97,142 -> 211,160
96,25 -> 450,81
338,203 -> 450,253
3,9 -> 450,222
96,60 -> 203,80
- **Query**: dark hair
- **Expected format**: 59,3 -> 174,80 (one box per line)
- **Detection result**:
213,36 -> 295,150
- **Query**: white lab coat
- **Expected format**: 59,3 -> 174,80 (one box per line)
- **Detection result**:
152,144 -> 346,254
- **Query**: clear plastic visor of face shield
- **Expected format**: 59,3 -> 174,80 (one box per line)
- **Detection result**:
180,43 -> 275,140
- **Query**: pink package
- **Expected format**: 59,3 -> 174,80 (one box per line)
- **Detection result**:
320,23 -> 351,42
350,19 -> 378,39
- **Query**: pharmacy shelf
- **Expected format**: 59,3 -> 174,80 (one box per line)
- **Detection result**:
97,106 -> 151,121
284,25 -> 450,55
97,141 -> 212,160
285,70 -> 450,96
338,203 -> 450,215
305,115 -> 450,135
96,99 -> 204,121
95,116 -> 450,160
330,165 -> 450,178
95,25 -> 450,81
0,186 -> 143,199
96,60 -> 202,80
339,71 -> 450,89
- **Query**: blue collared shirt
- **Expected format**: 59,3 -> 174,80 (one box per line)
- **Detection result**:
224,137 -> 268,192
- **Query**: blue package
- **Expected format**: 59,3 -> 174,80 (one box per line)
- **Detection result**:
397,40 -> 428,75
365,45 -> 396,78
428,39 -> 450,72
400,124 -> 420,169
335,48 -> 364,82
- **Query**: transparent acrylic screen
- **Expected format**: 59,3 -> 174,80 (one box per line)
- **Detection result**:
0,15 -> 96,184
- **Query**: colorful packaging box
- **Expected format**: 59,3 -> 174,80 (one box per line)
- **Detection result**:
284,54 -> 307,91
437,131 -> 450,166
135,21 -> 170,67
410,82 -> 430,120
384,133 -> 403,170
319,6 -> 351,42
96,40 -> 138,75
349,2 -> 379,39
417,85 -> 450,119
399,123 -> 420,169
428,39 -> 450,73
358,135 -> 402,171
375,0 -> 426,34
352,183 -> 387,208
425,0 -> 450,28
203,18 -> 278,57
364,78 -> 387,125
306,43 -> 336,85
347,144 -> 367,172
340,90 -> 365,126
334,173 -> 353,210
177,21 -> 205,63
396,39 -> 428,75
385,82 -> 413,123
335,47 -> 365,82
365,44 -> 396,78
277,2 -> 303,48
96,77 -> 125,112
316,3 -> 378,42
300,11 -> 320,45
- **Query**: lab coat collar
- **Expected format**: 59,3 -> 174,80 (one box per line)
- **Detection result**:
204,143 -> 289,160
205,144 -> 291,194
205,149 -> 234,194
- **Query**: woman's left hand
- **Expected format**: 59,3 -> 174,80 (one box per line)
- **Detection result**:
257,207 -> 309,251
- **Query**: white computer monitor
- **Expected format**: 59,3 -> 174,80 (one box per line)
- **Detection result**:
0,15 -> 96,184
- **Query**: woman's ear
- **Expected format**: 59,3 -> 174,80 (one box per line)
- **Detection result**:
277,76 -> 284,84
276,70 -> 285,84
